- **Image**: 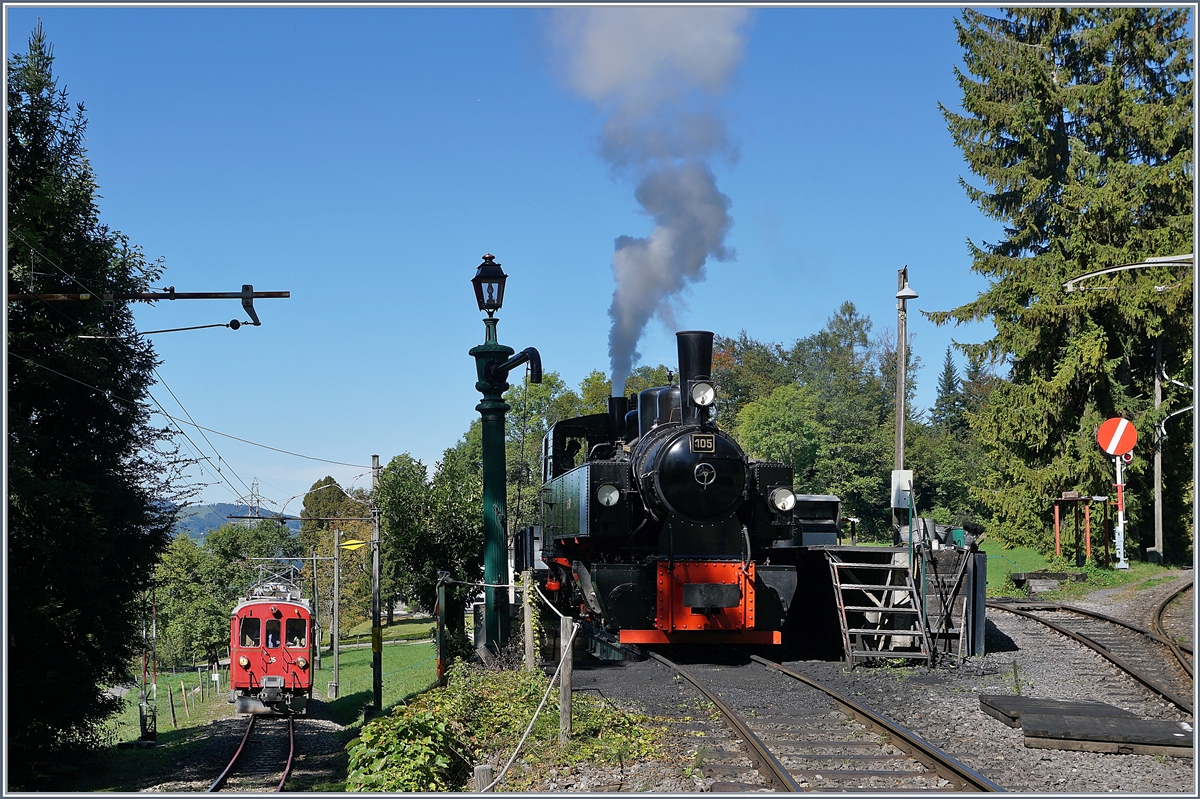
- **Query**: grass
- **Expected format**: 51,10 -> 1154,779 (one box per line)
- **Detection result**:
51,635 -> 438,792
976,537 -> 1186,600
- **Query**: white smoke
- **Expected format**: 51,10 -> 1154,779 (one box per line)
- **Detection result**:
549,7 -> 751,394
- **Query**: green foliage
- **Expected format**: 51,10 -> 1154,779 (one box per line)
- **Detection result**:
933,7 -> 1194,559
623,363 -> 673,396
345,707 -> 463,791
376,446 -> 483,651
505,371 -> 583,531
345,661 -> 662,792
294,477 -> 374,633
712,331 -> 791,423
154,520 -> 302,669
734,383 -> 822,475
6,24 -> 189,781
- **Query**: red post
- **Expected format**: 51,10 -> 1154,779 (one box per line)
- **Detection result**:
1084,502 -> 1092,562
1053,502 -> 1061,557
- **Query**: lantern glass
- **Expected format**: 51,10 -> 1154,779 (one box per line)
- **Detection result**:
472,254 -> 508,315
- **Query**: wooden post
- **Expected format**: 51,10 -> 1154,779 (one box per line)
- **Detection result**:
559,617 -> 574,743
1053,502 -> 1061,557
1084,502 -> 1092,562
198,668 -> 204,702
180,681 -> 190,719
523,571 -> 535,672
473,764 -> 494,792
167,686 -> 178,729
436,580 -> 447,686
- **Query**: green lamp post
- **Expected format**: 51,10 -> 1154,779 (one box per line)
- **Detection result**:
469,254 -> 541,653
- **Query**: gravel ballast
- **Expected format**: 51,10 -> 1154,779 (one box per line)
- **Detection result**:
508,570 -> 1195,793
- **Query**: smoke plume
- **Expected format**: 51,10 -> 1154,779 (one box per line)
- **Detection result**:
550,7 -> 751,394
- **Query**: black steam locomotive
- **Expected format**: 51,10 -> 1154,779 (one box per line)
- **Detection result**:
538,331 -> 819,645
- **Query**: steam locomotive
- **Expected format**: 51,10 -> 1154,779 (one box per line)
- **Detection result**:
229,577 -> 313,714
537,330 -> 828,645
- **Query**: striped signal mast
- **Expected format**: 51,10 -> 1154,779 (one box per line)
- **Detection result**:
1097,418 -> 1137,570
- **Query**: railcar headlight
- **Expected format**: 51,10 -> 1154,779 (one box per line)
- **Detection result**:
769,487 -> 796,512
296,657 -> 308,670
690,380 -> 716,407
596,484 -> 620,507
238,656 -> 251,669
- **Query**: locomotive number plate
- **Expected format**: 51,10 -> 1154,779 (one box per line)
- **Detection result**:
690,433 -> 716,453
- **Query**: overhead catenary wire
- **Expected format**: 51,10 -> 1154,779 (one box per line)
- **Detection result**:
153,366 -> 255,499
9,265 -> 243,502
10,353 -> 373,472
10,235 -> 254,502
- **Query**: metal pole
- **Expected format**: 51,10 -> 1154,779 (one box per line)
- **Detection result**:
895,266 -> 908,473
311,549 -> 321,671
331,528 -> 341,697
371,504 -> 382,714
1114,458 -> 1129,569
472,317 -> 514,653
1153,341 -> 1164,564
893,267 -> 909,543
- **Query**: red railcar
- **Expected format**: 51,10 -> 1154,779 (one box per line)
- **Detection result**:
229,580 -> 313,715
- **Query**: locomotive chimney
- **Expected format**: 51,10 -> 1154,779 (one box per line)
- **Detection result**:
677,330 -> 715,426
607,395 -> 630,442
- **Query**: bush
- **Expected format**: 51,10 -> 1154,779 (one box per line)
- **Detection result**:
345,659 -> 662,791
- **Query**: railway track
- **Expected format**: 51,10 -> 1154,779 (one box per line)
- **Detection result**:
987,597 -> 1194,716
208,715 -> 296,792
647,652 -> 1003,792
1151,578 -> 1194,680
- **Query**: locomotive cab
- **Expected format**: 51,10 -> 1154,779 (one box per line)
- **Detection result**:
229,579 -> 313,715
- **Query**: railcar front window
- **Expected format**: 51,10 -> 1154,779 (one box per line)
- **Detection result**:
240,618 -> 261,647
285,618 -> 307,647
265,619 -> 281,648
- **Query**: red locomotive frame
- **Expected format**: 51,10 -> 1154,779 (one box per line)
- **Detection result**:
229,574 -> 313,715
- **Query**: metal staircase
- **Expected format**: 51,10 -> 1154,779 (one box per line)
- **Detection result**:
826,548 -> 932,665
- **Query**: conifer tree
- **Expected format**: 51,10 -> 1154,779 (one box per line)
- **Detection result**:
932,8 -> 1193,556
930,347 -> 966,433
7,25 -> 185,779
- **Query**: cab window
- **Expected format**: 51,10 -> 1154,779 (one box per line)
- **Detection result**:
285,618 -> 307,648
265,619 -> 281,648
240,618 -> 261,647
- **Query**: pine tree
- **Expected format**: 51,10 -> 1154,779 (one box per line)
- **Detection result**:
7,24 -> 186,779
930,347 -> 966,433
932,8 -> 1193,556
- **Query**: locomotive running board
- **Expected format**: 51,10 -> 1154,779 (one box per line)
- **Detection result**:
619,630 -> 781,645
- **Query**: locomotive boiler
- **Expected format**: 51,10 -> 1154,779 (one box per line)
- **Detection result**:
539,330 -> 802,645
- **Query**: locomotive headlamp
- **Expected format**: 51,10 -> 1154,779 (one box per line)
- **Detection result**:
238,655 -> 251,669
596,484 -> 621,507
296,657 -> 309,670
769,487 -> 797,513
471,254 -> 507,317
689,380 -> 716,407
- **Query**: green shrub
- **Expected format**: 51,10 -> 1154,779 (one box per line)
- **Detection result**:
344,659 -> 662,791
345,707 -> 468,791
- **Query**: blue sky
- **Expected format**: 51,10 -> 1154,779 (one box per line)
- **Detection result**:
6,4 -> 1003,509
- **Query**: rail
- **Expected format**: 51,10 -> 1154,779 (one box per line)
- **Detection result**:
987,601 -> 1193,714
647,652 -> 801,792
207,716 -> 296,792
750,656 -> 1004,792
1151,578 -> 1194,680
207,716 -> 256,792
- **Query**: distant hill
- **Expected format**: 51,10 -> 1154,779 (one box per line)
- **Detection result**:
173,503 -> 301,541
